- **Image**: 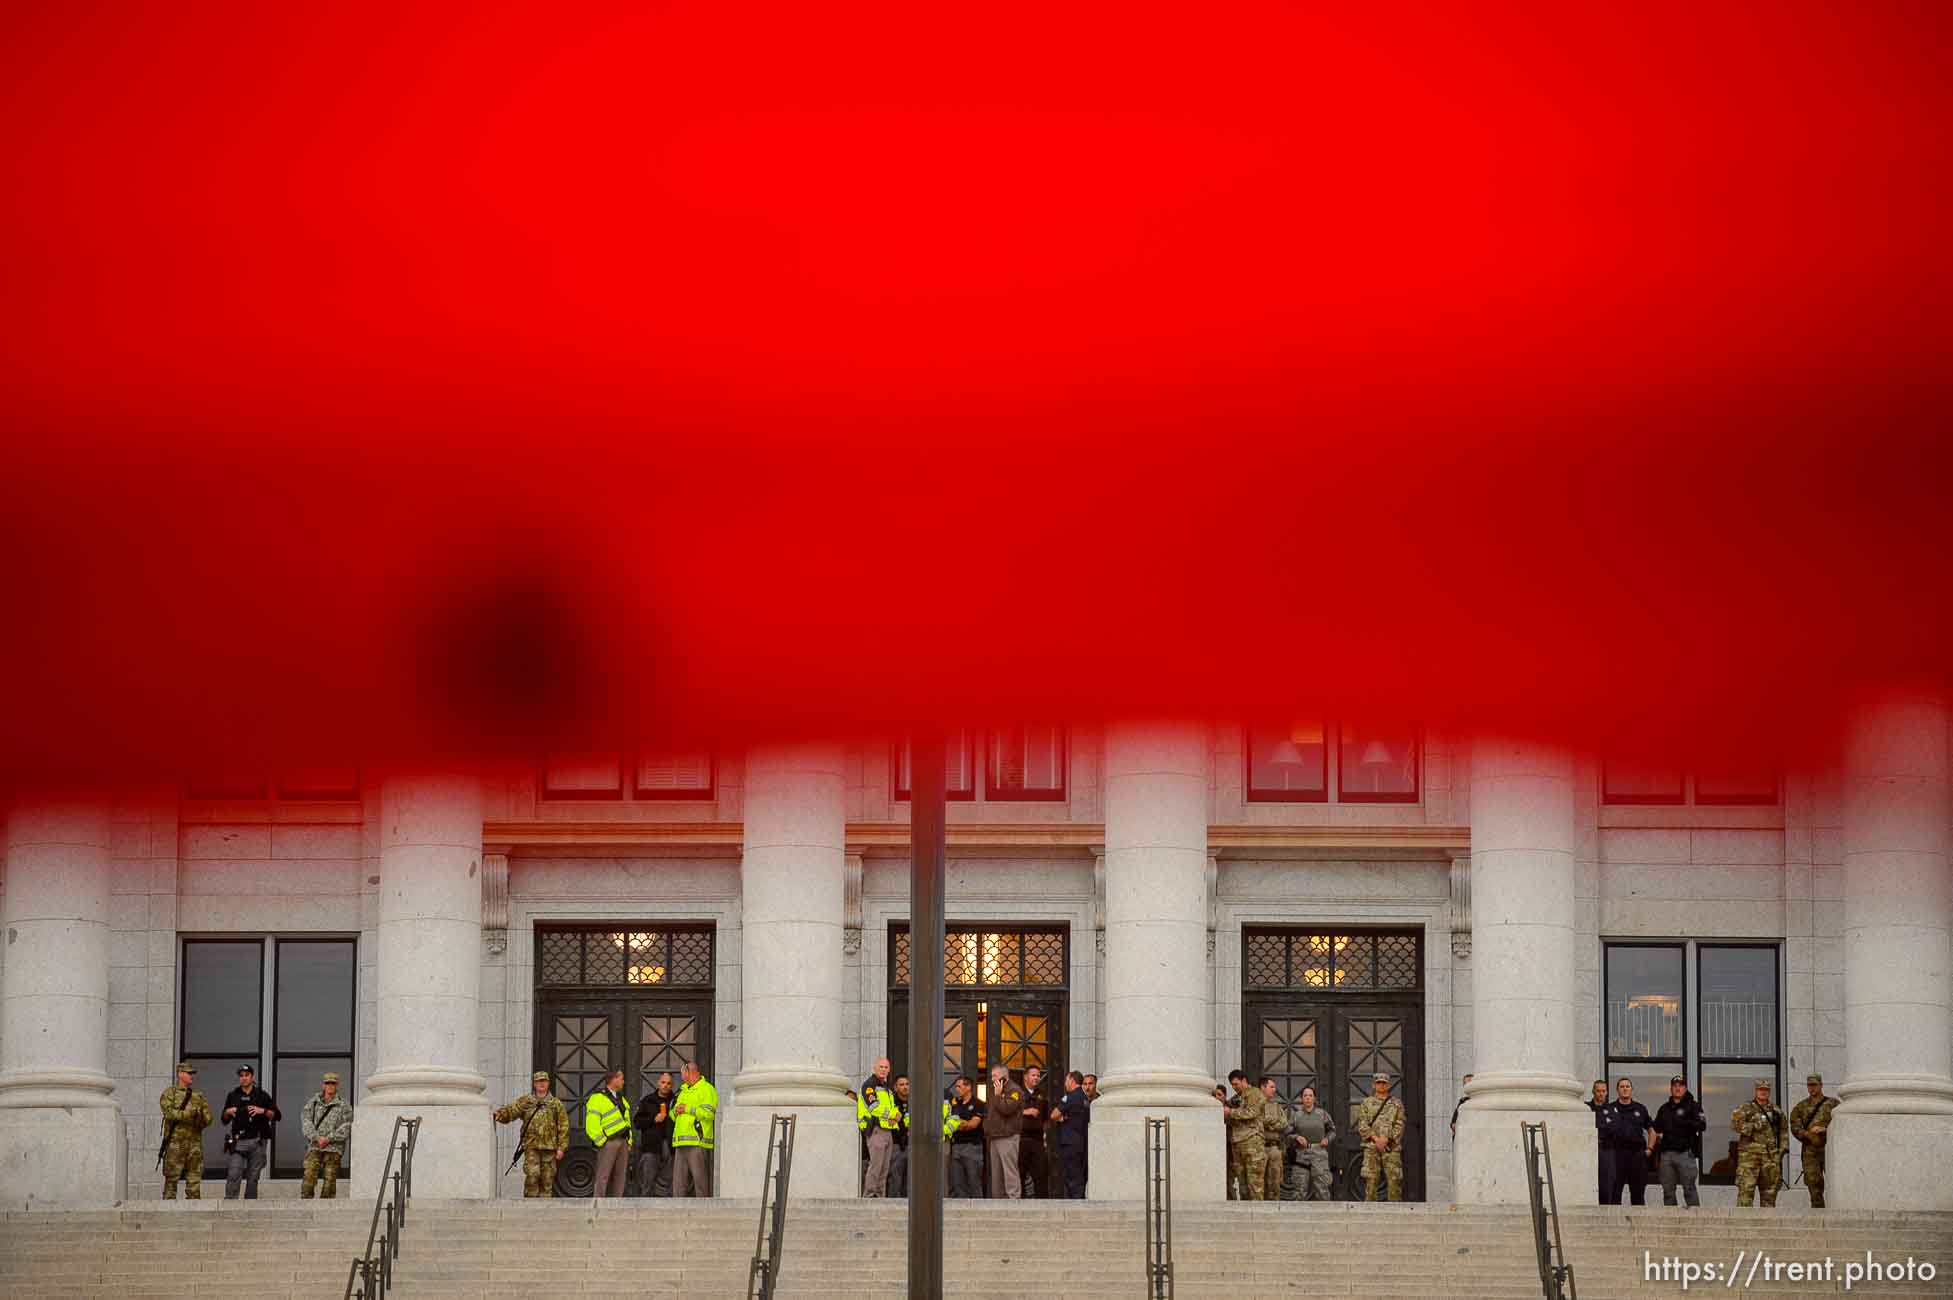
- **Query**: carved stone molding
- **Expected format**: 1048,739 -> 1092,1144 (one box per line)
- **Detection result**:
482,851 -> 510,954
844,852 -> 864,955
1206,853 -> 1220,961
1448,850 -> 1472,959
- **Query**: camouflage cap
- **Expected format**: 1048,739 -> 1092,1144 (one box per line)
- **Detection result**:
1805,1074 -> 1822,1086
1371,1073 -> 1391,1084
175,1061 -> 196,1075
321,1072 -> 340,1085
1753,1077 -> 1772,1089
532,1070 -> 552,1084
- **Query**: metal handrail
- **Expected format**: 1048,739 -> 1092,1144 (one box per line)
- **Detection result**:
1522,1121 -> 1576,1300
747,1113 -> 798,1300
1145,1116 -> 1174,1300
343,1115 -> 423,1300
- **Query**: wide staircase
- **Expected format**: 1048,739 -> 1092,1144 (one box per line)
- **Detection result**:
4,1199 -> 1950,1299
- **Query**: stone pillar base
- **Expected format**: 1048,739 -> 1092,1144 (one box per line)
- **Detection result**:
1087,1104 -> 1225,1203
0,1106 -> 125,1207
718,1104 -> 861,1199
349,1103 -> 495,1200
1826,1111 -> 1953,1211
1453,1106 -> 1597,1206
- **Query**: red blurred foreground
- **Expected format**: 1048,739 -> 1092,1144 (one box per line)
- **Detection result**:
1,2 -> 1949,783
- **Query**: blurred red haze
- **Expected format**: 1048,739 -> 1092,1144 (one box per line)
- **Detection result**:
1,2 -> 1948,785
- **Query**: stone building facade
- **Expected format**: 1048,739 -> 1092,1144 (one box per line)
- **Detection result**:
2,697 -> 1948,1210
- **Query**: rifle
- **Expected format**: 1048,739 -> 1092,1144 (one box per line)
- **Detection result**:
505,1098 -> 536,1175
156,1088 -> 179,1169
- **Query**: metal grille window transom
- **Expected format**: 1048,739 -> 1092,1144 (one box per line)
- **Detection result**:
538,927 -> 714,987
1243,929 -> 1422,991
892,926 -> 1067,988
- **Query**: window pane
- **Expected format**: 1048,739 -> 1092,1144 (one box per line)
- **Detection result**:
277,767 -> 360,800
1701,947 -> 1777,1058
1605,1063 -> 1677,1120
987,725 -> 1065,799
1603,761 -> 1684,804
1338,726 -> 1418,801
184,772 -> 268,800
1701,1064 -> 1778,1183
1605,945 -> 1684,1060
894,732 -> 975,799
1246,723 -> 1327,801
1694,770 -> 1778,805
541,752 -> 622,797
275,940 -> 355,1053
182,941 -> 263,1056
634,750 -> 714,798
271,1055 -> 352,1176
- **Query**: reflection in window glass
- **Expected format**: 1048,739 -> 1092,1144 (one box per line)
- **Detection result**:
1246,723 -> 1328,801
182,941 -> 262,1057
1700,1064 -> 1777,1183
1605,945 -> 1684,1060
987,725 -> 1066,799
895,731 -> 976,800
1700,947 -> 1777,1059
1338,726 -> 1418,802
275,941 -> 355,1053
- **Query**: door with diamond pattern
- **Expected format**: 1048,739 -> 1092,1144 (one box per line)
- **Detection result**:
1245,1002 -> 1423,1201
539,999 -> 711,1195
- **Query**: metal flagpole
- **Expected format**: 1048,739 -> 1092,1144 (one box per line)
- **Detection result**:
908,725 -> 947,1299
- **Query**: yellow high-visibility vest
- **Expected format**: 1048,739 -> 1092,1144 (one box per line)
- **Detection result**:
673,1078 -> 718,1149
583,1090 -> 632,1147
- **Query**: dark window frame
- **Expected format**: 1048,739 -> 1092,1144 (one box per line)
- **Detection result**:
1600,762 -> 1687,806
630,748 -> 717,801
1240,926 -> 1425,993
535,923 -> 718,990
892,731 -> 978,802
1697,942 -> 1781,1065
1690,772 -> 1782,807
538,752 -> 627,800
981,725 -> 1069,803
1243,722 -> 1331,804
1601,939 -> 1688,1070
1335,724 -> 1421,805
888,923 -> 1071,990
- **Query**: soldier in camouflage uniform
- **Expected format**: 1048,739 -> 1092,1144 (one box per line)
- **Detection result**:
1355,1072 -> 1406,1202
1732,1077 -> 1787,1207
1789,1073 -> 1838,1209
1258,1077 -> 1287,1201
1222,1069 -> 1268,1200
158,1062 -> 213,1199
495,1070 -> 570,1197
300,1071 -> 351,1198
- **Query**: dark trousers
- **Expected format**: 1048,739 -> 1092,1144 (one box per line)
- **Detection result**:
948,1144 -> 984,1198
1057,1144 -> 1087,1198
1018,1137 -> 1049,1198
224,1140 -> 267,1199
889,1144 -> 909,1198
634,1142 -> 670,1196
1607,1147 -> 1649,1205
1597,1148 -> 1615,1204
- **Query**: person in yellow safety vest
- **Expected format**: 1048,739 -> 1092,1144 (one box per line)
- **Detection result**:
858,1082 -> 901,1197
583,1067 -> 633,1197
670,1059 -> 718,1197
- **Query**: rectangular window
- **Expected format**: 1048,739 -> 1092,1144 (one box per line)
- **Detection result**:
1601,939 -> 1779,1186
541,752 -> 625,799
1337,725 -> 1419,803
1693,770 -> 1779,806
984,725 -> 1067,801
893,731 -> 977,801
633,750 -> 714,799
179,935 -> 357,1179
1245,722 -> 1329,802
1602,761 -> 1686,805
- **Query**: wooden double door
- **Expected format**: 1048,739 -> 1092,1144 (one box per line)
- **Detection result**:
1244,997 -> 1425,1201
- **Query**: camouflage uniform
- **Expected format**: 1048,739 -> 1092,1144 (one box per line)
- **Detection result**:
158,1067 -> 213,1200
1260,1094 -> 1288,1201
1225,1085 -> 1269,1201
1789,1079 -> 1838,1209
1732,1084 -> 1787,1208
1355,1086 -> 1407,1202
299,1076 -> 351,1199
496,1073 -> 571,1197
